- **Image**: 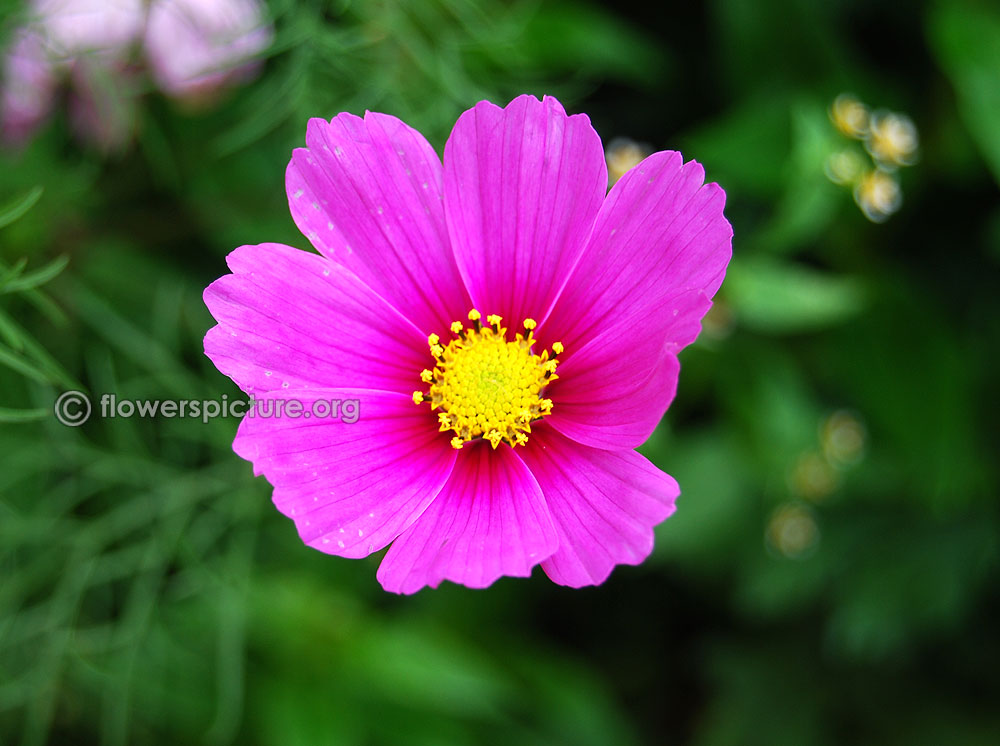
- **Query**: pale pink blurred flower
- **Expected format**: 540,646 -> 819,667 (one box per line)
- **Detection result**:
1,0 -> 144,148
67,59 -> 139,152
0,29 -> 57,145
144,0 -> 273,102
33,0 -> 144,61
1,0 -> 272,148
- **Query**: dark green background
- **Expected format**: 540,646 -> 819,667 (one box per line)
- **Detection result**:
1,0 -> 998,744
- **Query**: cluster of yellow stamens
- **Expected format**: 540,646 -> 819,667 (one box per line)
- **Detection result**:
412,310 -> 563,450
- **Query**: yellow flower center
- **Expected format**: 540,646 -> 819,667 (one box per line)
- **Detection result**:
412,310 -> 563,450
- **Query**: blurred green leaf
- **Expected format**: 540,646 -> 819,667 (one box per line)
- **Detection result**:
0,344 -> 54,384
0,186 -> 43,230
0,255 -> 69,294
825,513 -> 998,660
694,639 -> 832,746
518,1 -> 668,86
826,284 -> 989,511
0,406 -> 49,423
0,308 -> 79,389
725,257 -> 867,333
930,0 -> 1000,185
753,101 -> 842,253
682,93 -> 792,198
655,430 -> 757,571
0,257 -> 28,287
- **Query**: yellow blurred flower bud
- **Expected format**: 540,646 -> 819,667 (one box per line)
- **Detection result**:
854,168 -> 902,222
865,110 -> 918,168
830,94 -> 869,139
605,137 -> 651,186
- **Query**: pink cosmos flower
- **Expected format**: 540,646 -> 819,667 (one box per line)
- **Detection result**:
144,0 -> 273,102
203,95 -> 733,593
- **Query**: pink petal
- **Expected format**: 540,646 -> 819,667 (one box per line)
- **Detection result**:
544,150 -> 732,354
443,95 -> 607,325
286,111 -> 470,334
545,290 -> 712,449
548,352 -> 679,451
377,441 -> 558,593
519,426 -> 679,587
204,242 -> 427,396
233,388 -> 456,558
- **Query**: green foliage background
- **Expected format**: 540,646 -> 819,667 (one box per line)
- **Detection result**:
1,0 -> 998,744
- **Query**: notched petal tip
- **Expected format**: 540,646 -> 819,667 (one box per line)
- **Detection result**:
519,428 -> 679,588
375,442 -> 558,593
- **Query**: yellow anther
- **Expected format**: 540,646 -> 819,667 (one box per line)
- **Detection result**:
551,341 -> 564,355
411,309 -> 563,449
450,437 -> 465,450
450,320 -> 464,334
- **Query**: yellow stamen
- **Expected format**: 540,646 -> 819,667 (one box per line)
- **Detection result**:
412,309 -> 563,449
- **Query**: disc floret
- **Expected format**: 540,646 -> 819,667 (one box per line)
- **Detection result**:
412,310 -> 562,449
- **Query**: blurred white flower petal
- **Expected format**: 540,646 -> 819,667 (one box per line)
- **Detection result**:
866,110 -> 919,168
144,0 -> 274,102
854,168 -> 902,223
830,93 -> 869,139
33,0 -> 145,61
